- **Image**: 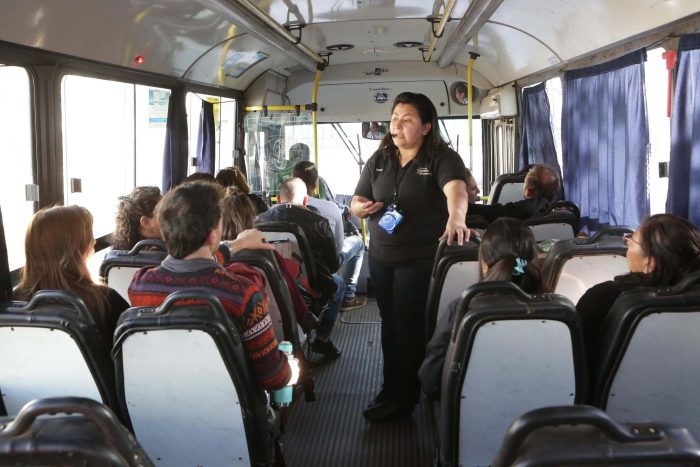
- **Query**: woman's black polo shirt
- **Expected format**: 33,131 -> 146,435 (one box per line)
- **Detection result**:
354,145 -> 466,267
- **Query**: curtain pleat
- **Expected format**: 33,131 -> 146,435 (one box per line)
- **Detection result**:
161,87 -> 188,192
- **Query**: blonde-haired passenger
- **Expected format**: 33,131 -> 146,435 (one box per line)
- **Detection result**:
216,166 -> 269,214
14,205 -> 129,347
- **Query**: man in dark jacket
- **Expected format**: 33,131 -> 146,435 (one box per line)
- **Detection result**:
256,177 -> 344,359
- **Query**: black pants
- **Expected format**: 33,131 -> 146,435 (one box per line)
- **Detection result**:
369,255 -> 432,406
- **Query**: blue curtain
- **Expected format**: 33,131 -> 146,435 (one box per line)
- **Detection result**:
161,87 -> 188,192
562,50 -> 650,232
518,82 -> 563,199
196,100 -> 215,174
666,33 -> 700,227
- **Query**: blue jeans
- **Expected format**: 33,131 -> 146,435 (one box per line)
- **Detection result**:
369,256 -> 432,406
338,235 -> 364,300
318,273 -> 345,338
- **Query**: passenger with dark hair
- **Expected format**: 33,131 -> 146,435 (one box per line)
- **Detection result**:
418,217 -> 543,399
112,186 -> 162,251
14,205 -> 130,353
256,177 -> 345,360
128,181 -> 293,391
215,166 -> 269,214
181,171 -> 217,184
469,163 -> 560,221
576,213 -> 700,366
293,161 -> 367,310
352,91 -> 469,422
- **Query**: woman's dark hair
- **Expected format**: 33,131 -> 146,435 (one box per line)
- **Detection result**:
220,187 -> 257,240
113,186 -> 162,250
378,91 -> 446,159
617,213 -> 700,288
479,217 -> 543,293
215,166 -> 251,193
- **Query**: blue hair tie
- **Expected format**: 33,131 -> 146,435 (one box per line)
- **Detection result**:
513,258 -> 527,276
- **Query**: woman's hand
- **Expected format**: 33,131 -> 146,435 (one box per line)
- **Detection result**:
440,215 -> 471,246
351,195 -> 384,219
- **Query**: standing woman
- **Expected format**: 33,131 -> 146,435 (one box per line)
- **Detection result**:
352,92 -> 469,422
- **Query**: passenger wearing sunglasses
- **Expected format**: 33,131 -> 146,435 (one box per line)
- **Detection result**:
576,214 -> 700,371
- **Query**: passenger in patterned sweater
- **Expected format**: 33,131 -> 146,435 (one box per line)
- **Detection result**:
128,181 -> 293,391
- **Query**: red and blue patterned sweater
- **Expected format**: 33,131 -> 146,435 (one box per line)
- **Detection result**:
128,256 -> 291,391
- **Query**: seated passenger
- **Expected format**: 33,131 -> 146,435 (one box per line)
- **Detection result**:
220,187 -> 316,331
366,122 -> 385,140
293,161 -> 367,310
181,171 -> 216,184
576,213 -> 700,369
418,217 -> 543,399
112,186 -> 162,251
128,181 -> 292,391
256,177 -> 344,360
469,164 -> 560,221
14,205 -> 130,354
465,168 -> 481,204
216,166 -> 269,214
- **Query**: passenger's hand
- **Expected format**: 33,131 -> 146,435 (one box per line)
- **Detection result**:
227,228 -> 276,254
439,216 -> 471,246
352,195 -> 384,218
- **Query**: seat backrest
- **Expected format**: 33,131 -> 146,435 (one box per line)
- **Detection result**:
492,405 -> 700,467
438,282 -> 586,467
231,248 -> 304,354
113,290 -> 275,467
525,201 -> 580,241
0,290 -> 118,417
425,239 -> 481,339
486,167 -> 529,205
99,239 -> 167,304
0,397 -> 154,466
595,273 -> 700,441
541,226 -> 632,303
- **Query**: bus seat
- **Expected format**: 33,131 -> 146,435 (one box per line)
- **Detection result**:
0,397 -> 153,466
525,200 -> 580,241
486,167 -> 529,205
492,405 -> 700,466
113,291 -> 279,467
255,220 -> 324,317
540,226 -> 632,303
594,272 -> 700,440
437,282 -> 586,467
424,238 -> 480,339
230,248 -> 309,355
0,290 -> 119,418
99,239 -> 167,304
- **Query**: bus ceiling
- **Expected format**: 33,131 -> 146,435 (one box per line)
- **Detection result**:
0,1 -> 698,95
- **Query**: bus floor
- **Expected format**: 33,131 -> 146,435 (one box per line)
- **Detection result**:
282,299 -> 436,467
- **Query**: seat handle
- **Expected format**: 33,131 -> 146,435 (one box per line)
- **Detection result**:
127,239 -> 166,254
586,225 -> 635,243
14,290 -> 97,327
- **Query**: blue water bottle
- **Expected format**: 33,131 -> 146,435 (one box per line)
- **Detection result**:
271,341 -> 294,406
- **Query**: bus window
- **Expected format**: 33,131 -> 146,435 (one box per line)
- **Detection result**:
0,66 -> 34,270
646,48 -> 671,215
441,118 -> 484,195
185,93 -> 236,176
62,76 -> 169,237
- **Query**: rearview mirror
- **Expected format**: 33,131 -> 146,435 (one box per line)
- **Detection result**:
362,121 -> 388,140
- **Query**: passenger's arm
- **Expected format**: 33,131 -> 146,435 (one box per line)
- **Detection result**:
351,195 -> 384,219
226,228 -> 275,254
440,179 -> 470,246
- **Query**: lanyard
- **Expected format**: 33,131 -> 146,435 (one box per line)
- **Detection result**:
392,158 -> 412,205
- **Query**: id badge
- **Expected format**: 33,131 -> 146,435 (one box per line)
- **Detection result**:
378,204 -> 403,234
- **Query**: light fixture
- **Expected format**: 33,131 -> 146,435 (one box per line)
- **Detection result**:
326,44 -> 354,51
394,41 -> 422,49
437,0 -> 504,68
194,0 -> 325,72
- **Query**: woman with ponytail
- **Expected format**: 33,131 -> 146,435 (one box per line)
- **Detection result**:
418,217 -> 543,399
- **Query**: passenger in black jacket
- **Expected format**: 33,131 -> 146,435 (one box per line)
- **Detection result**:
469,163 -> 560,222
256,177 -> 344,360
